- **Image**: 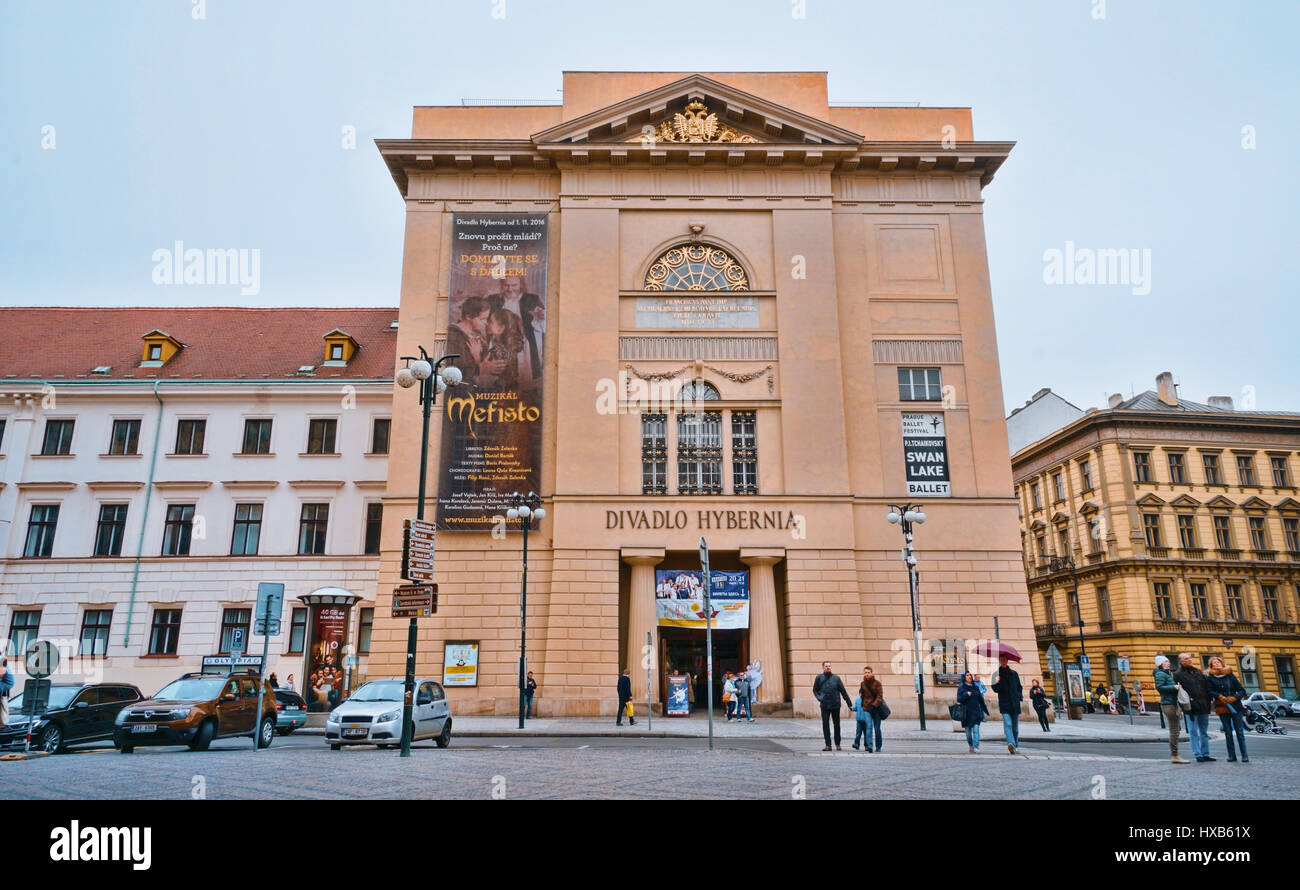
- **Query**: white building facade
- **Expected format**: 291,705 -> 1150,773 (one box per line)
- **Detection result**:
0,308 -> 396,706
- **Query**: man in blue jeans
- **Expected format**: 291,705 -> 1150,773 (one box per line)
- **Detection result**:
991,655 -> 1023,754
1173,652 -> 1214,761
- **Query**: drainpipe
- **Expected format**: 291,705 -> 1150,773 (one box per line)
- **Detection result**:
124,381 -> 163,647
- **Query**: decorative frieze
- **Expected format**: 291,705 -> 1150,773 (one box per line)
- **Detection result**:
871,338 -> 963,364
619,336 -> 778,361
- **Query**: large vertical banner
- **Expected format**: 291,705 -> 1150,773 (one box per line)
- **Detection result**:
306,605 -> 348,712
902,412 -> 951,497
437,213 -> 548,530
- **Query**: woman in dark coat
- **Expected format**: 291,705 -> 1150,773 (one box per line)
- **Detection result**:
1206,656 -> 1249,763
1029,679 -> 1051,732
957,671 -> 989,753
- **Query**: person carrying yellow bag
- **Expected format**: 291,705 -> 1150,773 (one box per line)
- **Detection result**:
616,668 -> 636,726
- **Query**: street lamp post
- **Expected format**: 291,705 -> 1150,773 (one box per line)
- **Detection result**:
394,346 -> 460,758
507,491 -> 545,730
886,503 -> 928,730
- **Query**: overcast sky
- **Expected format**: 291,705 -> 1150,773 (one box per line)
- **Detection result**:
2,0 -> 1295,414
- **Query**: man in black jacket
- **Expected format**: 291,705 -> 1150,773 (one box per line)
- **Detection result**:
991,655 -> 1023,754
616,669 -> 635,726
1173,653 -> 1214,762
813,661 -> 854,751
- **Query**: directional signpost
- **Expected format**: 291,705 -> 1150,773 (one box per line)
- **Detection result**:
403,518 -> 437,584
251,582 -> 284,751
393,584 -> 438,618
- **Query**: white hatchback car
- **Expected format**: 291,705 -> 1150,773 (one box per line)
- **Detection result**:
325,678 -> 452,749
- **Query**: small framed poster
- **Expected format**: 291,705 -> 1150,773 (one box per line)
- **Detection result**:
443,641 -> 480,687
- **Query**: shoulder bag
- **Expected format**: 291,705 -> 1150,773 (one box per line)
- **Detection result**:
1176,685 -> 1192,713
874,699 -> 890,720
948,702 -> 966,722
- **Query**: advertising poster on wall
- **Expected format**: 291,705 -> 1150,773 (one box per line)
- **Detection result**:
666,674 -> 691,716
1065,664 -> 1086,706
443,641 -> 480,687
902,412 -> 951,497
436,212 -> 548,531
655,569 -> 750,629
306,605 -> 348,712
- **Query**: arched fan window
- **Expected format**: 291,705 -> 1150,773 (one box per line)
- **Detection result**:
644,244 -> 749,291
677,380 -> 720,402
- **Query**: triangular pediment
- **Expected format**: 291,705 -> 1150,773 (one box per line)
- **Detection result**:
1170,495 -> 1202,508
1206,495 -> 1237,510
532,74 -> 864,147
1240,496 -> 1271,510
1136,493 -> 1166,507
1078,500 -> 1100,515
1275,497 -> 1300,512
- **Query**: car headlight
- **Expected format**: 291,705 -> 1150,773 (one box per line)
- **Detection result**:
326,711 -> 341,724
378,710 -> 400,723
166,708 -> 191,720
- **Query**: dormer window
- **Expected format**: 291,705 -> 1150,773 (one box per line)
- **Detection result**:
322,329 -> 359,366
140,330 -> 183,367
148,345 -> 162,361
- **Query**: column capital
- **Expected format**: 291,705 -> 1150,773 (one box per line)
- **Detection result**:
740,547 -> 785,567
621,547 -> 665,567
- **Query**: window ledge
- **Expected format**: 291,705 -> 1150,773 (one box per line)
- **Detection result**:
98,452 -> 143,458
363,452 -> 389,458
232,452 -> 276,458
165,453 -> 209,458
140,653 -> 180,659
31,453 -> 75,458
299,452 -> 341,458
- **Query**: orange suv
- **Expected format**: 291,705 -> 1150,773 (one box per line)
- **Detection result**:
114,671 -> 279,753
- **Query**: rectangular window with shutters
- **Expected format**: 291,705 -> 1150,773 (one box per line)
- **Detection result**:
24,505 -> 59,557
1225,584 -> 1244,621
371,418 -> 391,455
1248,516 -> 1269,551
1177,514 -> 1197,549
174,419 -> 206,455
1154,582 -> 1173,620
230,503 -> 262,555
1133,451 -> 1152,483
1142,514 -> 1163,548
1272,456 -> 1291,488
1202,453 -> 1222,485
1213,515 -> 1233,550
109,419 -> 141,455
307,419 -> 337,454
1285,517 -> 1300,553
1261,584 -> 1280,622
148,609 -> 182,655
80,609 -> 112,657
242,419 -> 272,454
1236,454 -> 1257,486
42,419 -> 75,455
364,503 -> 383,555
677,411 -> 722,495
1190,583 -> 1209,620
1167,452 -> 1186,484
358,607 -> 374,654
731,410 -> 758,495
288,608 -> 307,654
897,367 -> 942,401
219,608 -> 251,653
94,504 -> 128,556
298,503 -> 329,554
161,504 -> 195,556
641,413 -> 667,495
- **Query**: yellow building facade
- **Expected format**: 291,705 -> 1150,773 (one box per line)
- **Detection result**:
1011,374 -> 1300,703
369,71 -> 1035,719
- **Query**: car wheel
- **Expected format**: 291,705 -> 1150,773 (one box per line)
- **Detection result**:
435,719 -> 452,749
189,719 -> 215,751
39,724 -> 64,754
257,717 -> 275,749
119,743 -> 134,754
329,743 -> 341,751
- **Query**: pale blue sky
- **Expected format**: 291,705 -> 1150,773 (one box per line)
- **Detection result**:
2,0 -> 1296,413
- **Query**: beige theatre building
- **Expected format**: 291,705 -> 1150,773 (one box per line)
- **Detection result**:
371,71 -> 1035,718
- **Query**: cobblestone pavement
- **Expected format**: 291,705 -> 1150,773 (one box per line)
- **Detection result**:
4,733 -> 1297,800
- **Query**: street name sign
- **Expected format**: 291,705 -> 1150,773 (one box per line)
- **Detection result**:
393,583 -> 438,618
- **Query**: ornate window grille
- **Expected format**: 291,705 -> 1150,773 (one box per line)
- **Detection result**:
641,413 -> 667,495
677,410 -> 722,495
731,410 -> 758,495
644,244 -> 749,291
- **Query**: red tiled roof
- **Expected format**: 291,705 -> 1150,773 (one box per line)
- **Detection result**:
0,307 -> 399,380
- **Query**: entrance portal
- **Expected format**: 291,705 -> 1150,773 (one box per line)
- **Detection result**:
661,628 -> 748,715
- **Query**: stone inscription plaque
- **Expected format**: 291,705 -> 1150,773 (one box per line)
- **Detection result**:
635,295 -> 759,330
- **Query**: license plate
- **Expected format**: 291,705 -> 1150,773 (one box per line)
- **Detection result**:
342,727 -> 367,738
131,724 -> 157,733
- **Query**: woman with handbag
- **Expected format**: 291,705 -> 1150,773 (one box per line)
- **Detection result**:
1029,679 -> 1051,732
957,671 -> 989,753
1153,655 -> 1189,764
1206,656 -> 1249,763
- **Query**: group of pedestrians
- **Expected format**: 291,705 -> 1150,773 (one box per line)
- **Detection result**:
955,654 -> 1023,753
1154,653 -> 1250,765
722,670 -> 756,722
813,663 -> 887,751
1083,682 -> 1132,715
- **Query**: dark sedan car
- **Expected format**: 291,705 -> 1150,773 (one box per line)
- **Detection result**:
1,683 -> 144,753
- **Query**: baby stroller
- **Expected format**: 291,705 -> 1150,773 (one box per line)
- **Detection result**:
1243,704 -> 1288,735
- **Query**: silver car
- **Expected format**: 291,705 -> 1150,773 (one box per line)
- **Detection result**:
325,678 -> 452,750
1242,691 -> 1295,718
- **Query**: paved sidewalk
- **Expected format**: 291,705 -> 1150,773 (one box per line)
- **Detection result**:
302,712 -> 1201,744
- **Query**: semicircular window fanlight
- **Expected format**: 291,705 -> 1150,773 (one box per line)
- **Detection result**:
644,243 -> 749,291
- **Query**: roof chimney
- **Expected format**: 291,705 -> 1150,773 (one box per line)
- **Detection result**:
1156,371 -> 1178,407
1107,393 -> 1124,409
1207,396 -> 1234,411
